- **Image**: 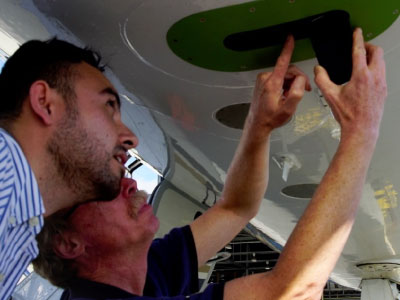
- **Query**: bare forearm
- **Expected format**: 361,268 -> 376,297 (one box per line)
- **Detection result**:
191,122 -> 272,266
220,37 -> 309,218
220,118 -> 272,218
266,29 -> 387,298
271,133 -> 377,298
224,134 -> 378,300
191,37 -> 310,267
223,28 -> 386,300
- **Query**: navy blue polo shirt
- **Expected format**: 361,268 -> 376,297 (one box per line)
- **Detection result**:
61,226 -> 225,299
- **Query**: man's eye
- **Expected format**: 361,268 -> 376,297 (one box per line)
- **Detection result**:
107,99 -> 116,108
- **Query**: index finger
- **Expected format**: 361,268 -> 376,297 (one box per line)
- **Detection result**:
352,28 -> 368,74
272,35 -> 295,80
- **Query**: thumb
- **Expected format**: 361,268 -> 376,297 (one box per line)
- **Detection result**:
314,65 -> 337,98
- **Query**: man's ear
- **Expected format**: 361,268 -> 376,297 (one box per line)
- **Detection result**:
28,80 -> 59,126
53,231 -> 85,259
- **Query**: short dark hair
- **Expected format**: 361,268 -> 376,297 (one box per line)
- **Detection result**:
0,38 -> 104,123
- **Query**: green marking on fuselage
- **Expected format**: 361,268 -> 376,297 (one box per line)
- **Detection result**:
167,1 -> 399,72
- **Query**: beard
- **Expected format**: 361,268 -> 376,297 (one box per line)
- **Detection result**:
47,107 -> 121,203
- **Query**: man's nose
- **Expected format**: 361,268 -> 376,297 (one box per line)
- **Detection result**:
120,178 -> 137,198
119,123 -> 138,150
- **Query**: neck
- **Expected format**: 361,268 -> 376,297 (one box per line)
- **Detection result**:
78,243 -> 151,296
8,119 -> 79,216
35,162 -> 82,216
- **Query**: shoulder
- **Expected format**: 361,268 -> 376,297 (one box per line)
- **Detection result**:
0,129 -> 44,223
0,130 -> 24,194
0,129 -> 37,190
191,283 -> 225,300
0,130 -> 22,176
0,131 -> 12,162
0,131 -> 16,192
151,225 -> 194,250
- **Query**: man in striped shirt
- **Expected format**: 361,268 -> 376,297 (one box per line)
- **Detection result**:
0,38 -> 137,299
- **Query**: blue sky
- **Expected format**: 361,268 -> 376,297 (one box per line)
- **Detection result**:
0,59 -> 4,71
131,164 -> 159,194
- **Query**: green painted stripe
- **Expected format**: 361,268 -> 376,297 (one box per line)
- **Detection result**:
167,1 -> 399,72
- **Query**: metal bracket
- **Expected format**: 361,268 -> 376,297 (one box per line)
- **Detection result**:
272,153 -> 301,182
360,279 -> 400,300
357,260 -> 400,284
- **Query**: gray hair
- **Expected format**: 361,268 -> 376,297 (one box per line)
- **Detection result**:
32,212 -> 78,289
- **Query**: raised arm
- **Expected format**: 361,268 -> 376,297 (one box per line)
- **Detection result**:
190,35 -> 311,267
224,28 -> 387,299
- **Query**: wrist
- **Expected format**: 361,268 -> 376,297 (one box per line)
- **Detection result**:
338,130 -> 379,160
340,126 -> 380,148
243,114 -> 274,142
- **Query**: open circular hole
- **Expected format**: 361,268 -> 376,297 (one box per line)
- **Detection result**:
215,103 -> 250,129
281,184 -> 318,199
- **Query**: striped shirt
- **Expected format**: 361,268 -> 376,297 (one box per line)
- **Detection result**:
0,129 -> 44,300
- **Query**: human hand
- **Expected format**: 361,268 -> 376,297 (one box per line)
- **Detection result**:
247,35 -> 311,136
314,28 -> 387,142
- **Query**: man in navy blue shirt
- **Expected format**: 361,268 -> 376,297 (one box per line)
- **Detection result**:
34,29 -> 387,299
36,178 -> 226,299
